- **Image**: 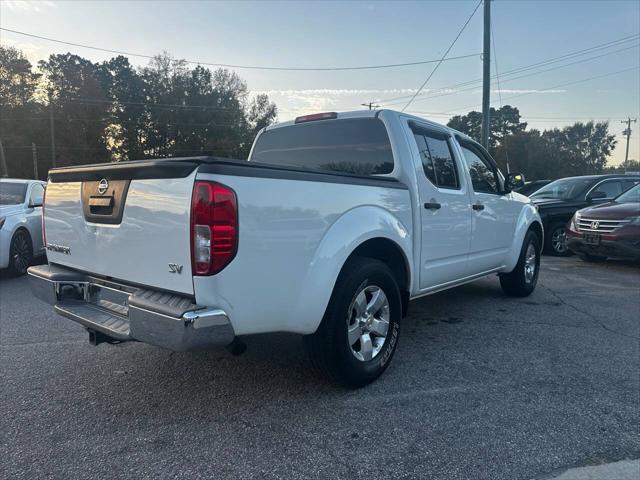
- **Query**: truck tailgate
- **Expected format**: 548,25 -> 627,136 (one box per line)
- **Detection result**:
44,162 -> 197,295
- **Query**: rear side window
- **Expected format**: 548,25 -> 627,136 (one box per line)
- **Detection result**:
251,118 -> 394,176
592,180 -> 623,198
0,182 -> 28,205
410,126 -> 459,189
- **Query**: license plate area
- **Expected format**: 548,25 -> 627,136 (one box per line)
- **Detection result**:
583,233 -> 600,245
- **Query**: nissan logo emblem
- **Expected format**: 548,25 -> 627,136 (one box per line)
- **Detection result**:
97,178 -> 109,195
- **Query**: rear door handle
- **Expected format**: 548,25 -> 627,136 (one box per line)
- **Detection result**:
424,202 -> 441,210
472,203 -> 485,211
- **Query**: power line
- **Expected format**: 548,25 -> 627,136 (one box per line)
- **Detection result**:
379,41 -> 639,108
0,27 -> 481,72
405,111 -> 636,120
376,33 -> 639,105
448,65 -> 640,113
401,0 -> 482,112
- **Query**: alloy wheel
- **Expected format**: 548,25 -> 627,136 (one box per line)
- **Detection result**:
11,232 -> 31,274
551,227 -> 567,254
346,285 -> 390,362
524,243 -> 537,284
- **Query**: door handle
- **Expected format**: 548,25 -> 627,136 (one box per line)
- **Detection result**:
472,203 -> 485,211
424,202 -> 441,210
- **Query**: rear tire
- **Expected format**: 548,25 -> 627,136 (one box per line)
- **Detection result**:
500,229 -> 541,297
8,230 -> 33,276
577,253 -> 607,262
303,257 -> 401,388
545,222 -> 571,256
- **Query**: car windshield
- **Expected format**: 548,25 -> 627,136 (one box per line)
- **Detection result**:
615,183 -> 640,203
0,182 -> 28,205
531,178 -> 593,200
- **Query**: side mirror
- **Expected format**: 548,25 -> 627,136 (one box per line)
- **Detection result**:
29,196 -> 43,208
586,191 -> 607,202
505,173 -> 525,192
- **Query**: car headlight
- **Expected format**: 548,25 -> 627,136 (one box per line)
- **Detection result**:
627,216 -> 640,225
570,212 -> 580,230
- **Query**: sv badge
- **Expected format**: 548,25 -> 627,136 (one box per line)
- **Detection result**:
168,263 -> 183,274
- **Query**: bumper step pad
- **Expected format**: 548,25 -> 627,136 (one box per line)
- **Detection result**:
55,302 -> 131,340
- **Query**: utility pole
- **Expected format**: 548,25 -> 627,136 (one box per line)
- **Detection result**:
361,102 -> 380,110
621,117 -> 637,172
49,98 -> 56,168
0,137 -> 8,177
481,0 -> 491,149
32,143 -> 39,180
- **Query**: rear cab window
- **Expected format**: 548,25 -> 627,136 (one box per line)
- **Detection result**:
250,117 -> 394,176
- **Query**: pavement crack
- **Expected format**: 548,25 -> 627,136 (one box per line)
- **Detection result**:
541,284 -> 639,341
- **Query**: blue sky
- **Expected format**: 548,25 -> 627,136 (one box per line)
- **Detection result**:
1,0 -> 639,164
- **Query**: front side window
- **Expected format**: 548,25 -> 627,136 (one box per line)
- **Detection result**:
0,182 -> 28,205
411,126 -> 459,189
251,118 -> 393,176
459,144 -> 498,194
592,180 -> 623,199
531,178 -> 593,200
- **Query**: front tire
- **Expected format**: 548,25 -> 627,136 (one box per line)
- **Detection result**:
303,257 -> 401,388
545,222 -> 570,256
500,229 -> 541,297
8,230 -> 33,276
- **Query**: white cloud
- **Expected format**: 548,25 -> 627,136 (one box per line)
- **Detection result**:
3,0 -> 56,13
253,88 -> 420,97
251,88 -> 417,116
0,37 -> 49,64
492,89 -> 567,94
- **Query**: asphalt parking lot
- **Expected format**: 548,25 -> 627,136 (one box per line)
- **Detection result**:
1,256 -> 639,480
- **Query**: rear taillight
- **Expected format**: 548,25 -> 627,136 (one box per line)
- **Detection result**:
190,181 -> 238,276
42,186 -> 47,247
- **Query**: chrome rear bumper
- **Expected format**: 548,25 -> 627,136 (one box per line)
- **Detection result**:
28,264 -> 235,351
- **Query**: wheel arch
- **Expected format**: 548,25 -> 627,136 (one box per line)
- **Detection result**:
344,237 -> 411,317
528,220 -> 543,245
289,205 -> 413,334
503,205 -> 543,272
11,225 -> 33,250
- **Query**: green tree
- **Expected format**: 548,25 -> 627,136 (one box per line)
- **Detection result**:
39,53 -> 111,166
0,46 -> 48,178
1,46 -> 279,176
97,56 -> 146,161
0,46 -> 40,106
242,93 -> 278,156
558,121 -> 616,175
447,105 -> 527,155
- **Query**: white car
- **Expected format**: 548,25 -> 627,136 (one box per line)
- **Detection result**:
0,178 -> 46,275
28,110 -> 542,386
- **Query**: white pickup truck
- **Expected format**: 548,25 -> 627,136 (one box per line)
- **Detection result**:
29,110 -> 542,386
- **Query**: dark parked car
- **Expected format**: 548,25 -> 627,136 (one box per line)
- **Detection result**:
530,174 -> 640,255
566,183 -> 640,261
516,180 -> 551,197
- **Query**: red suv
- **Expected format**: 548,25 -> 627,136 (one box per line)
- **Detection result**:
567,183 -> 640,261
